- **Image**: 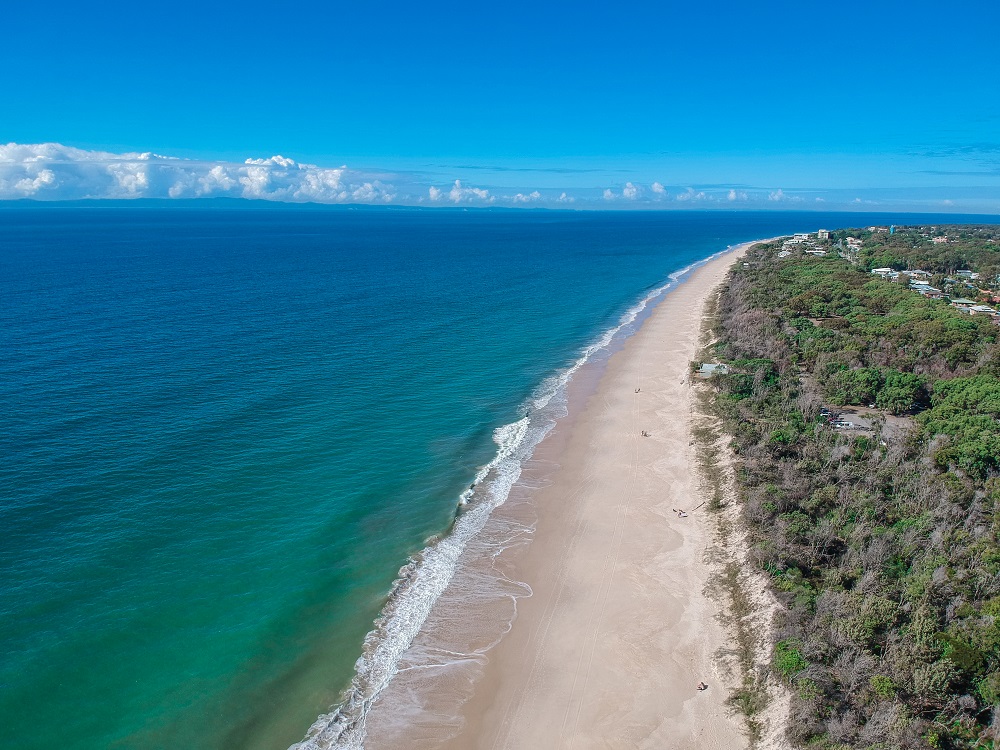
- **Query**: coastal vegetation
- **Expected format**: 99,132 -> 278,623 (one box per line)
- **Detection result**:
706,226 -> 1000,749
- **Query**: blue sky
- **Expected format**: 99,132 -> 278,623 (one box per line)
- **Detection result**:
2,0 -> 999,209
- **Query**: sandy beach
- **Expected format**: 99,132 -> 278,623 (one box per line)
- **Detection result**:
365,242 -> 758,750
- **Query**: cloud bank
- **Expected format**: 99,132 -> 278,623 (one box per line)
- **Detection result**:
1,143 -> 996,212
0,143 -> 395,203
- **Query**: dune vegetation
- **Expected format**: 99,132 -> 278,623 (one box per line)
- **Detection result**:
707,227 -> 1000,749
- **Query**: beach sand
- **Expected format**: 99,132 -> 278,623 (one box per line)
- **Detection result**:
366,243 -> 757,750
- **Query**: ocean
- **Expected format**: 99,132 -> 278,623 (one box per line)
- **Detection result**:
0,206 -> 976,749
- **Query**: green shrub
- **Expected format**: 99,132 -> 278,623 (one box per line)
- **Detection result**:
976,672 -> 1000,706
870,674 -> 895,697
829,367 -> 881,405
774,640 -> 808,680
876,370 -> 925,413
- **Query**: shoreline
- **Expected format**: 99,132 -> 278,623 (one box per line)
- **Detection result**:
360,240 -> 769,749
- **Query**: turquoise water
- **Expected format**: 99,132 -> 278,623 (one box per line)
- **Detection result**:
0,207 -> 945,749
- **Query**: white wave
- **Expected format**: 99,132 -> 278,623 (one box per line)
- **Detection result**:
458,418 -> 529,506
290,416 -> 541,750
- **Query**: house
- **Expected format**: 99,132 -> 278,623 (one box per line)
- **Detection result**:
697,363 -> 730,377
871,267 -> 895,277
970,305 -> 997,316
908,270 -> 932,278
777,250 -> 792,258
846,238 -> 863,249
950,298 -> 976,308
910,279 -> 941,293
805,249 -> 827,256
932,236 -> 949,244
956,270 -> 980,280
817,229 -> 830,240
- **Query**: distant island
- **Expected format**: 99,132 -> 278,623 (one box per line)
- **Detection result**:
702,225 -> 1000,749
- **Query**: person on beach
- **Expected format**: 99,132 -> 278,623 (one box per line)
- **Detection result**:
672,509 -> 688,518
697,682 -> 708,691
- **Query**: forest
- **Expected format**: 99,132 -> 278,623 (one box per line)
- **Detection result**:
707,225 -> 1000,749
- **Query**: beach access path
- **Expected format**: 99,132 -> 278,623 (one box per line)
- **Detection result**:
434,244 -> 754,749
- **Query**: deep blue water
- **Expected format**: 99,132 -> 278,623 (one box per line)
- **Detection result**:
1,207 -> 989,749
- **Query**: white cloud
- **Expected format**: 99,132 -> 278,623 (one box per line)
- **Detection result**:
676,187 -> 706,201
604,183 -> 643,201
351,182 -> 394,203
293,167 -> 346,201
0,142 -> 163,164
509,190 -> 542,203
239,166 -> 272,198
448,179 -> 494,204
245,155 -> 297,168
0,142 -> 396,204
763,188 -> 803,203
13,168 -> 56,196
107,162 -> 150,196
198,165 -> 237,196
3,141 -> 929,210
